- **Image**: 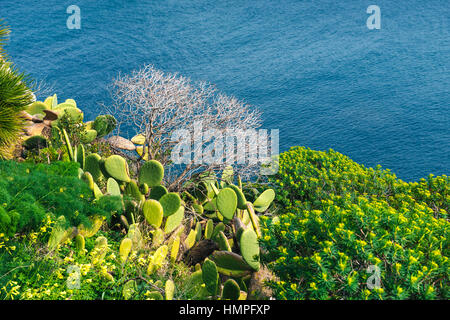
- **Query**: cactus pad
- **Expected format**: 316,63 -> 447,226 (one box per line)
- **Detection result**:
139,160 -> 164,187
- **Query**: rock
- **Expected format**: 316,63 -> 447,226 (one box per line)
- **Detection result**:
107,136 -> 136,151
25,123 -> 46,136
43,109 -> 58,121
31,114 -> 44,123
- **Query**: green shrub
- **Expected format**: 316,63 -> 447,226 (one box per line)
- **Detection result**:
0,160 -> 121,235
261,147 -> 449,300
0,21 -> 35,158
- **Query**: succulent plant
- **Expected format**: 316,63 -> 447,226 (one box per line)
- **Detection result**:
164,206 -> 184,233
124,180 -> 144,203
92,114 -> 116,138
184,228 -> 197,250
139,160 -> 164,187
252,189 -> 275,212
143,199 -> 164,228
149,185 -> 168,200
104,155 -> 131,182
216,231 -> 232,252
202,258 -> 219,296
204,219 -> 214,240
227,184 -> 247,210
216,187 -> 238,220
147,245 -> 168,275
77,215 -> 105,238
222,279 -> 240,300
106,178 -> 121,196
159,192 -> 181,217
165,280 -> 175,300
119,238 -> 133,264
75,234 -> 85,255
84,153 -> 103,182
209,251 -> 253,278
239,228 -> 260,271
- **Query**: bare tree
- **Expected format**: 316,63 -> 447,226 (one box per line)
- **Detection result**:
104,65 -> 264,190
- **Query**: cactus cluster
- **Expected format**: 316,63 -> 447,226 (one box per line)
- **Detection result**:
22,94 -> 117,160
73,153 -> 274,300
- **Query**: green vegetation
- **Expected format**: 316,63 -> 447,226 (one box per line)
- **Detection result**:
261,147 -> 449,300
0,23 -> 447,300
0,21 -> 35,158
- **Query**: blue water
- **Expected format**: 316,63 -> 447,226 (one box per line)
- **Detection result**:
1,0 -> 449,181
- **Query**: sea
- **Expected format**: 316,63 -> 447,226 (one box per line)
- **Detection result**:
1,0 -> 449,181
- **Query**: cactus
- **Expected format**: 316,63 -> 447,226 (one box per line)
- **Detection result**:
85,153 -> 103,182
159,192 -> 181,217
80,129 -> 97,144
151,228 -> 165,248
221,165 -> 234,186
149,185 -> 168,200
147,245 -> 168,275
209,251 -> 253,278
106,178 -> 121,196
165,280 -> 175,300
146,291 -> 164,300
43,95 -> 54,109
131,133 -> 146,145
211,222 -> 225,240
124,180 -> 144,203
136,146 -> 150,161
246,202 -> 261,238
143,199 -> 164,228
202,258 -> 219,296
81,171 -> 95,190
93,182 -> 103,200
104,155 -> 131,182
48,216 -> 73,250
140,183 -> 149,195
164,206 -> 184,233
239,228 -> 260,271
92,236 -> 108,264
27,101 -> 47,115
228,184 -> 247,210
126,223 -> 143,250
195,221 -> 202,242
76,144 -> 85,170
252,189 -> 275,212
122,280 -> 137,300
93,114 -> 117,138
139,160 -> 164,187
216,231 -> 232,252
119,238 -> 133,264
75,234 -> 85,255
216,188 -> 237,220
184,229 -> 197,250
169,235 -> 181,263
222,279 -> 240,300
204,219 -> 214,240
77,215 -> 105,238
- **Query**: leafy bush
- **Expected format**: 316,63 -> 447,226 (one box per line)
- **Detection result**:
0,21 -> 35,158
261,147 -> 449,300
0,160 -> 121,235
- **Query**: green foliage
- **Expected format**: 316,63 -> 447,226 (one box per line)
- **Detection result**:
0,160 -> 118,235
0,21 -> 35,158
92,115 -> 117,138
261,146 -> 449,300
